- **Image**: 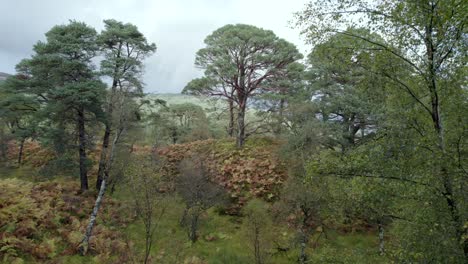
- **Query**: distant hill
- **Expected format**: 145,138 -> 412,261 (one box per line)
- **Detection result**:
0,72 -> 11,82
145,93 -> 259,123
146,93 -> 226,110
145,93 -> 265,118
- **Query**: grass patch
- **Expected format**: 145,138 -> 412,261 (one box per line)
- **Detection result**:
113,184 -> 389,263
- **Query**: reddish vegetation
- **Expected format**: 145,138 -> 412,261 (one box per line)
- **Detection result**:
6,138 -> 288,211
0,179 -> 133,263
156,139 -> 288,211
5,140 -> 103,176
6,140 -> 55,168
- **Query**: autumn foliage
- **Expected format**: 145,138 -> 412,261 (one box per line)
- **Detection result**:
0,178 -> 133,263
5,137 -> 288,214
5,138 -> 288,212
156,138 -> 287,211
5,141 -> 55,168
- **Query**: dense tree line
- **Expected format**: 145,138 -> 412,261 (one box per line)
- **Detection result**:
0,20 -> 155,192
293,0 -> 467,261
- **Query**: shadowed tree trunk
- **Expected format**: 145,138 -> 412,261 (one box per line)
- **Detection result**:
236,87 -> 247,148
228,99 -> 235,137
299,207 -> 312,263
17,138 -> 25,166
0,127 -> 8,161
253,224 -> 262,264
274,98 -> 286,135
77,107 -> 88,192
96,124 -> 111,190
298,225 -> 308,263
189,211 -> 199,243
180,206 -> 188,227
378,221 -> 385,255
236,106 -> 246,148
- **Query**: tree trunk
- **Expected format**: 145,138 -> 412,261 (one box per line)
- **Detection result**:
299,224 -> 308,263
96,79 -> 118,191
171,128 -> 178,144
103,127 -> 124,183
0,127 -> 7,161
275,98 -> 285,135
79,178 -> 106,255
180,206 -> 188,227
299,240 -> 307,263
79,128 -> 123,255
96,124 -> 110,190
189,213 -> 199,243
77,107 -> 88,192
237,61 -> 247,148
254,225 -> 262,264
228,99 -> 235,137
143,198 -> 153,264
109,170 -> 123,195
341,113 -> 357,151
236,103 -> 246,148
17,138 -> 25,166
144,224 -> 152,264
378,222 -> 384,255
298,210 -> 311,263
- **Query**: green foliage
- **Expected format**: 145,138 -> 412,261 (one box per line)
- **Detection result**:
125,155 -> 168,263
296,0 -> 467,260
254,61 -> 306,135
306,28 -> 388,150
176,158 -> 227,243
151,103 -> 212,144
0,20 -> 108,190
196,24 -> 302,80
183,77 -> 219,96
193,23 -> 303,147
98,19 -> 156,94
241,199 -> 274,264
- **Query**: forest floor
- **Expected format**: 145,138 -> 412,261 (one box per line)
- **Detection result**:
0,164 -> 390,263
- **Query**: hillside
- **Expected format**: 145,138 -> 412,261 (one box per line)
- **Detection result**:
146,93 -> 260,112
0,72 -> 10,82
1,139 -> 386,263
148,93 -> 211,106
146,93 -> 225,110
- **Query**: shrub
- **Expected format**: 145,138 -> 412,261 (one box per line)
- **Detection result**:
157,138 -> 287,213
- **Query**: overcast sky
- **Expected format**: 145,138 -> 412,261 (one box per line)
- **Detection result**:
0,0 -> 310,93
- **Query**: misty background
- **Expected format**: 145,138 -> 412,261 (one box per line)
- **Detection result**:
0,0 -> 309,93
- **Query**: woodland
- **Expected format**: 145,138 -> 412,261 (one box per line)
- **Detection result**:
0,0 -> 467,263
